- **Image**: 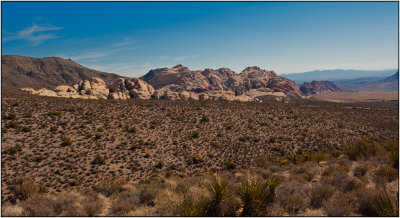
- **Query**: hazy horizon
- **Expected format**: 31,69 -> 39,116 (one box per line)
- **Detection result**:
2,2 -> 398,77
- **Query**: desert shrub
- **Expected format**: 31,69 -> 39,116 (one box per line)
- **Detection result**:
130,143 -> 139,151
21,126 -> 32,132
269,137 -> 276,143
6,113 -> 16,120
3,146 -> 22,155
81,191 -> 103,216
92,154 -> 106,165
200,115 -> 210,123
374,165 -> 397,183
34,155 -> 45,163
155,161 -> 164,169
154,189 -> 182,216
137,182 -> 159,206
96,127 -> 104,132
309,184 -> 335,208
7,121 -> 19,128
178,195 -> 208,216
343,139 -> 377,160
21,194 -> 55,216
9,177 -> 38,202
110,190 -> 138,216
373,191 -> 399,216
323,194 -> 352,216
353,163 -> 369,177
225,161 -> 237,170
190,130 -> 200,138
51,193 -> 82,216
50,126 -> 57,132
238,135 -> 251,142
47,110 -> 61,116
165,169 -> 173,178
254,155 -> 272,169
288,153 -> 312,165
206,175 -> 230,216
124,125 -> 137,133
210,141 -> 221,148
321,170 -> 362,193
92,176 -> 126,197
94,133 -> 102,139
61,137 -> 72,146
311,152 -> 328,164
355,188 -> 379,216
187,155 -> 204,165
276,181 -> 308,215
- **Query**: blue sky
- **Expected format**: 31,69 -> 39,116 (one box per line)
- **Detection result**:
2,2 -> 398,77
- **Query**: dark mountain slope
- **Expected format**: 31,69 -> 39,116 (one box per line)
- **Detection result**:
2,55 -> 122,89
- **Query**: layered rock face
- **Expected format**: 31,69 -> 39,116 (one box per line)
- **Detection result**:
141,65 -> 302,101
300,81 -> 340,95
21,77 -> 154,100
20,64 -> 303,102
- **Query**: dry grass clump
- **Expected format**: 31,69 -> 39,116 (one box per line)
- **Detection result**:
92,176 -> 126,197
309,183 -> 335,208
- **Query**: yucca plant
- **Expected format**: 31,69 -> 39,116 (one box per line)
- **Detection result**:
206,175 -> 230,216
264,177 -> 281,206
236,179 -> 269,216
389,148 -> 399,169
374,191 -> 399,217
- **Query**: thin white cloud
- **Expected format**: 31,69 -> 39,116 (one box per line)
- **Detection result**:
174,56 -> 189,61
64,46 -> 136,61
3,24 -> 63,46
174,55 -> 199,62
113,37 -> 133,47
159,55 -> 170,60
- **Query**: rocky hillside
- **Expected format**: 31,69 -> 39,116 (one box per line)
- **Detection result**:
300,81 -> 340,95
1,55 -> 121,89
21,77 -> 155,100
8,55 -> 304,101
141,65 -> 301,100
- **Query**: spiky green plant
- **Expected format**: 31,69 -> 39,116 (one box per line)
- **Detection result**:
374,191 -> 399,217
265,177 -> 281,205
236,179 -> 269,216
206,175 -> 230,216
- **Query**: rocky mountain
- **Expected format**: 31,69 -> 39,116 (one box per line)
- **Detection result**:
9,55 -> 304,102
300,81 -> 340,95
1,55 -> 121,89
21,77 -> 155,100
141,65 -> 301,100
281,69 -> 397,84
335,72 -> 398,92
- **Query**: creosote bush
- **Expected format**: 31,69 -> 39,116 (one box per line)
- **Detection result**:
92,176 -> 127,197
92,154 -> 106,165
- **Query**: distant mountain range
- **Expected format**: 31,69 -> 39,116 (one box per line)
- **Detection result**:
281,69 -> 397,84
335,72 -> 398,92
3,55 -> 398,102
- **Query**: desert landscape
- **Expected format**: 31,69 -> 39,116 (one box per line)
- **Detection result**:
1,84 -> 399,216
1,1 -> 399,217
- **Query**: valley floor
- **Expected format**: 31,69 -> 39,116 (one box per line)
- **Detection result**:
1,91 -> 398,216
